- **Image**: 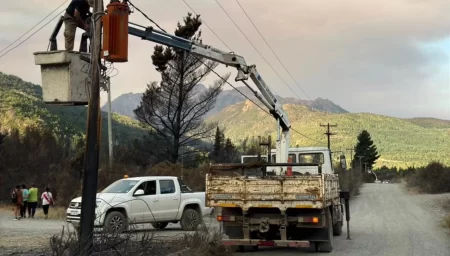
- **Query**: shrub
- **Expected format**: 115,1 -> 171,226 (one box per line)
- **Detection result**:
407,162 -> 450,194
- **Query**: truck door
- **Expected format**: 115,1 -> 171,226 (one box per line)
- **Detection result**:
131,180 -> 159,223
157,179 -> 179,220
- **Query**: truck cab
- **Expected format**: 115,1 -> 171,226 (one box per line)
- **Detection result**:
241,147 -> 334,175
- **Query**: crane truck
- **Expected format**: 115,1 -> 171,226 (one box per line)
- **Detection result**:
36,1 -> 351,252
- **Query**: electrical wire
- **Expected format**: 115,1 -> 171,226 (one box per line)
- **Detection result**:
213,0 -> 303,101
127,0 -> 167,33
234,0 -> 312,101
0,10 -> 65,60
0,0 -> 69,55
180,0 -> 232,51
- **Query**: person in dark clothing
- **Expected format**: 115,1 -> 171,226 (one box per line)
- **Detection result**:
63,0 -> 94,51
20,184 -> 29,218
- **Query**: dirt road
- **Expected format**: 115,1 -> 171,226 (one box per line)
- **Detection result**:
235,183 -> 450,255
1,184 -> 448,256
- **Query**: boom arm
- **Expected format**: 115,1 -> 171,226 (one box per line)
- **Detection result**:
128,23 -> 291,166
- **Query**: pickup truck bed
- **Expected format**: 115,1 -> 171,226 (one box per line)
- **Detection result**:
206,174 -> 340,210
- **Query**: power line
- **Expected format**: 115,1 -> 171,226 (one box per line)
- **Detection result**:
127,0 -> 167,33
180,0 -> 231,51
213,0 -> 303,100
0,10 -> 65,60
234,0 -> 312,101
0,0 -> 69,55
291,127 -> 322,144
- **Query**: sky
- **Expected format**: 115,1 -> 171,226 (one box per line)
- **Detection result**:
0,0 -> 449,120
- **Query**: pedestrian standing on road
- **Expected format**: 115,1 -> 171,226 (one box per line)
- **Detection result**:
12,185 -> 23,220
27,184 -> 38,218
21,184 -> 29,218
41,187 -> 54,219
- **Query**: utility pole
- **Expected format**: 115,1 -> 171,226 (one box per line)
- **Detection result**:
79,0 -> 103,252
320,123 -> 337,150
346,148 -> 354,168
106,77 -> 113,169
356,156 -> 364,173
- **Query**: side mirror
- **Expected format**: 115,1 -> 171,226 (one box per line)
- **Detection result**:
134,189 -> 144,196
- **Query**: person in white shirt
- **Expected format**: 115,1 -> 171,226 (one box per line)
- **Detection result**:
41,187 -> 54,219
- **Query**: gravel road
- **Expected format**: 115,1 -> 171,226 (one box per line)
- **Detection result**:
235,183 -> 450,256
1,184 -> 449,256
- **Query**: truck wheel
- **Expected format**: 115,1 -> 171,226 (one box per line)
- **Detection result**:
180,209 -> 201,231
318,209 -> 333,252
151,222 -> 169,230
104,211 -> 128,233
239,245 -> 258,252
333,220 -> 343,236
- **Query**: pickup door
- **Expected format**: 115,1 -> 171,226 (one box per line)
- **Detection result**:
130,180 -> 159,223
157,178 -> 180,220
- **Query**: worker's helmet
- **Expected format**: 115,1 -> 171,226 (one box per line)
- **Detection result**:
124,175 -> 129,178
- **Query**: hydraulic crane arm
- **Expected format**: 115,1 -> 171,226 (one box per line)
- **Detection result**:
128,22 -> 291,166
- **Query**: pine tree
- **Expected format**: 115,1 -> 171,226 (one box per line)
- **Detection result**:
134,13 -> 230,163
352,130 -> 380,170
213,126 -> 225,158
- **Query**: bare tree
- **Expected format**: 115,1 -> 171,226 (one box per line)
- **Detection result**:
134,13 -> 230,163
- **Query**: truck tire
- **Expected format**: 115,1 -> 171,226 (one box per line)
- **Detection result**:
151,222 -> 169,230
180,209 -> 201,231
104,211 -> 128,233
317,209 -> 333,253
333,220 -> 343,236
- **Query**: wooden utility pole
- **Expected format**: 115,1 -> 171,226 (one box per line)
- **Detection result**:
79,0 -> 103,252
320,123 -> 337,150
346,148 -> 354,167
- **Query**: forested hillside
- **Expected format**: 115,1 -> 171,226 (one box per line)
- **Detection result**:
206,101 -> 450,168
0,72 -> 147,145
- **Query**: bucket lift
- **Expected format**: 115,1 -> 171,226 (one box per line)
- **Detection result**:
33,7 -> 103,105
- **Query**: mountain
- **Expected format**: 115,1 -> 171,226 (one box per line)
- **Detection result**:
206,100 -> 450,168
104,85 -> 348,118
0,72 -> 147,145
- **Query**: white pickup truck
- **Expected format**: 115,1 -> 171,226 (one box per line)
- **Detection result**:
67,176 -> 213,232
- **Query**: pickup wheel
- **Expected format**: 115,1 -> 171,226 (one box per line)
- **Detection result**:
104,211 -> 128,233
180,209 -> 201,231
151,222 -> 169,230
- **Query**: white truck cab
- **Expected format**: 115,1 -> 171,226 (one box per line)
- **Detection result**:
67,176 -> 212,232
241,147 -> 334,175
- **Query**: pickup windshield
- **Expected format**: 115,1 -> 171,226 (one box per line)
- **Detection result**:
101,180 -> 139,193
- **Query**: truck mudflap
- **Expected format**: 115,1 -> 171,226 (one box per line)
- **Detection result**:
222,239 -> 311,248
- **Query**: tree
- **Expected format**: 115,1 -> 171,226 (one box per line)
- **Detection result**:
352,130 -> 380,170
212,126 -> 225,158
134,13 -> 230,163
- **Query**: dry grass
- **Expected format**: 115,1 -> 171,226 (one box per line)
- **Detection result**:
444,215 -> 450,229
0,203 -> 66,220
46,223 -> 233,256
35,206 -> 66,220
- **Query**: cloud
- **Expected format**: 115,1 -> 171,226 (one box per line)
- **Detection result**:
0,0 -> 449,119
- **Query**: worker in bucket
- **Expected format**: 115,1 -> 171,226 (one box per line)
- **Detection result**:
63,0 -> 94,51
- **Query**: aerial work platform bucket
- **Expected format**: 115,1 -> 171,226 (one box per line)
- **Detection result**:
34,50 -> 90,105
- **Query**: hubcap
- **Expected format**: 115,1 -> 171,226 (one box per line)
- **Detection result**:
187,212 -> 198,228
110,215 -> 123,232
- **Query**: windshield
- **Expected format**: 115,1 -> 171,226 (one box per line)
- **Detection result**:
298,153 -> 324,165
101,179 -> 139,193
